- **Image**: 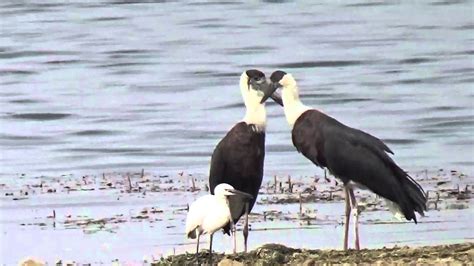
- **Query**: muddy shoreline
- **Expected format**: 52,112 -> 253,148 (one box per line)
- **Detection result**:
158,242 -> 474,265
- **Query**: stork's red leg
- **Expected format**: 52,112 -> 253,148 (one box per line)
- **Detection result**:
231,221 -> 237,254
354,210 -> 360,250
344,186 -> 351,250
348,188 -> 360,250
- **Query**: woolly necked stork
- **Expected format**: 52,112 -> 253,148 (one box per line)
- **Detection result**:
209,69 -> 282,253
260,70 -> 427,250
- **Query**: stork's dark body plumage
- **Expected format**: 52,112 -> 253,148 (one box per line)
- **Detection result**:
292,110 -> 426,222
205,68 -> 275,254
209,122 -> 265,234
260,70 -> 428,250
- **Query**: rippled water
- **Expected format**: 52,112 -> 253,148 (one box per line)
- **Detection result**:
1,0 -> 473,179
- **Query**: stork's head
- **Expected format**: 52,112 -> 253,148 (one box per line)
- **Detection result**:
214,183 -> 253,200
260,70 -> 297,105
240,69 -> 283,107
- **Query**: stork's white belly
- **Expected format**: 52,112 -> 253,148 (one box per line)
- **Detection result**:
346,180 -> 368,190
384,199 -> 405,221
346,181 -> 405,221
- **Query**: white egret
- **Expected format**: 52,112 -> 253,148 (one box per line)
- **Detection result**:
185,183 -> 253,259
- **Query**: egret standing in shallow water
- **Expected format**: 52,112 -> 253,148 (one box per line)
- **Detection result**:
260,70 -> 427,250
209,69 -> 282,252
185,183 -> 253,259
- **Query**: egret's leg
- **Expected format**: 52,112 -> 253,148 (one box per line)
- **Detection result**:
348,189 -> 360,250
343,186 -> 351,250
196,229 -> 200,259
243,202 -> 249,253
209,233 -> 214,264
209,233 -> 213,255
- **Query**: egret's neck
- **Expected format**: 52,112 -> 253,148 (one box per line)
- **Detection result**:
216,194 -> 227,200
282,84 -> 310,128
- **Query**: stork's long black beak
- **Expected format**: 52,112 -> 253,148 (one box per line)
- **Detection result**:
228,189 -> 253,200
269,90 -> 283,106
260,82 -> 283,106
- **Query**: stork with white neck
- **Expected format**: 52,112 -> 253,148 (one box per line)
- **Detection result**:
260,70 -> 427,250
209,69 -> 282,253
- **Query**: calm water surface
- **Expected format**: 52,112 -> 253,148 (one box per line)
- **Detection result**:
1,1 -> 473,264
0,1 -> 473,178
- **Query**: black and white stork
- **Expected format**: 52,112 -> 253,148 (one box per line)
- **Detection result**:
209,69 -> 282,253
260,70 -> 427,250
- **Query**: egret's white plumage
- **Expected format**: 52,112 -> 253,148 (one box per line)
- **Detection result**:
185,191 -> 232,239
185,183 -> 252,258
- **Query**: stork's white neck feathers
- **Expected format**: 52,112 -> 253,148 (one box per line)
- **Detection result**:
280,74 -> 310,128
240,73 -> 266,132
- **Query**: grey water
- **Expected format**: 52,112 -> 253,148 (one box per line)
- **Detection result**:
2,188 -> 472,264
1,1 -> 473,179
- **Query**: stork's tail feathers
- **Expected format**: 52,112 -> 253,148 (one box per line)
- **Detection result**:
186,227 -> 198,239
222,223 -> 231,235
397,171 -> 428,223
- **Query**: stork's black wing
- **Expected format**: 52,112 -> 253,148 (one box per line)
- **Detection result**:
209,140 -> 226,194
292,110 -> 426,222
208,122 -> 265,234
